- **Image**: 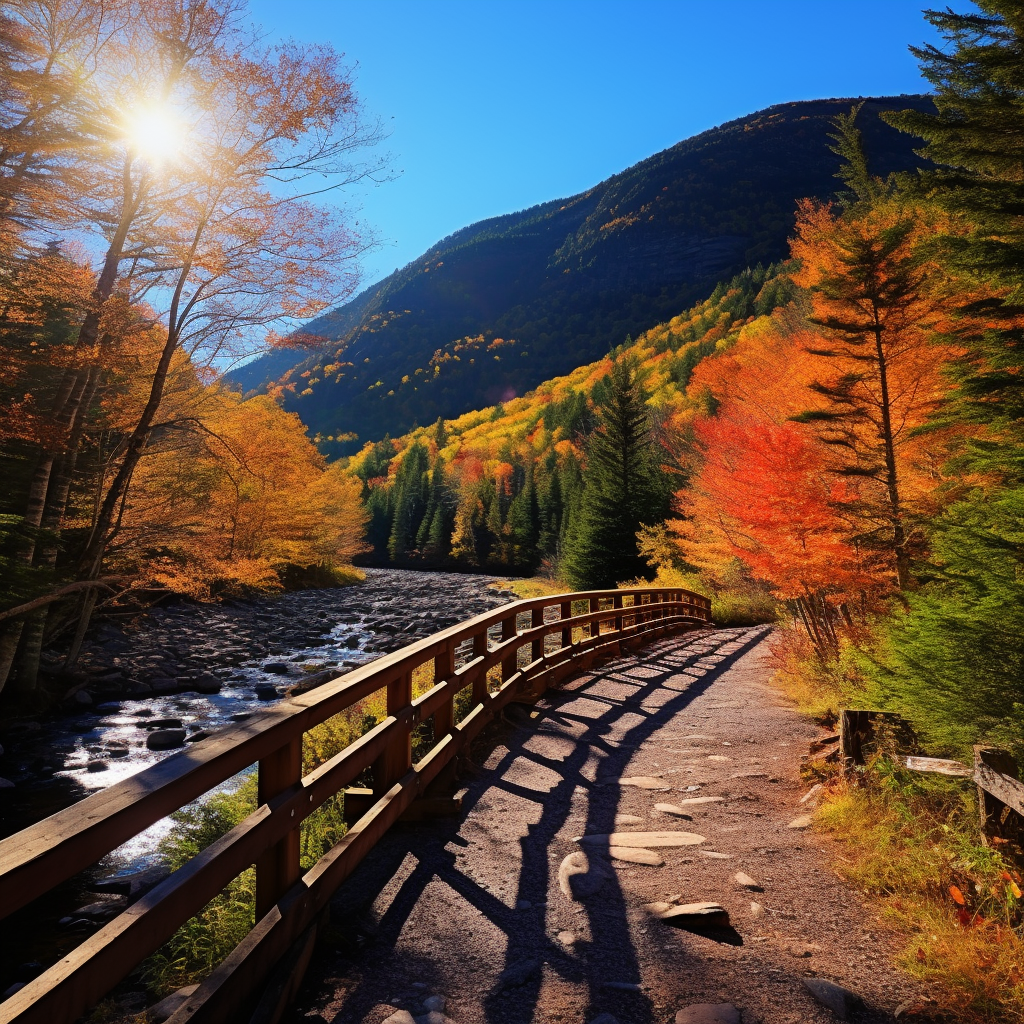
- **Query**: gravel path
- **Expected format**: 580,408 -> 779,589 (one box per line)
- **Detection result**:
287,626 -> 919,1024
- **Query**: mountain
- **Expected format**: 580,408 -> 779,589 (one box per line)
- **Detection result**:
228,95 -> 934,455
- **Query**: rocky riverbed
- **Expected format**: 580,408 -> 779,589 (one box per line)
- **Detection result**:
0,569 -> 518,847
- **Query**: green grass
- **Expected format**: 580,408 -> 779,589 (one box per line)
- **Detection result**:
813,760 -> 1024,1021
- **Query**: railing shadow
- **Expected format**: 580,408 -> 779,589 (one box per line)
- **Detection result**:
295,625 -> 769,1024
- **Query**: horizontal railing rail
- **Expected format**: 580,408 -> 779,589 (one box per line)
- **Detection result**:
0,585 -> 711,1024
839,709 -> 1024,848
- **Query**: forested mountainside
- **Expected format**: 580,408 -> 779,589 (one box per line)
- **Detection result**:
229,95 -> 934,454
346,263 -> 792,573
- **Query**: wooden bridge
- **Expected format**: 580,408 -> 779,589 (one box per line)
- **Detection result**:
0,586 -> 711,1024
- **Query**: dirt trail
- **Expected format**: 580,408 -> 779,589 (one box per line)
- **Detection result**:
288,626 -> 917,1024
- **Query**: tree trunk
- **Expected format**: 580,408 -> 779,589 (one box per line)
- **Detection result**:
872,313 -> 910,589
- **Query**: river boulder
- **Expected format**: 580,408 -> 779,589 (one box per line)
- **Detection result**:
146,729 -> 186,751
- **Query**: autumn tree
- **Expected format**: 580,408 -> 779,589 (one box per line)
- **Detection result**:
789,196 -> 959,589
0,0 -> 384,695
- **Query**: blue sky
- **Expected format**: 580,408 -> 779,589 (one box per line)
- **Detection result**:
246,0 -> 944,291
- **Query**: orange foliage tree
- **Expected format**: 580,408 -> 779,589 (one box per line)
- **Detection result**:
0,0 -> 383,695
789,198 -> 966,588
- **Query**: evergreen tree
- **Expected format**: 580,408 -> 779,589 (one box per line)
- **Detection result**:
387,443 -> 429,562
507,467 -> 539,569
537,455 -> 563,558
418,458 -> 451,559
562,357 -> 668,588
886,4 -> 1024,437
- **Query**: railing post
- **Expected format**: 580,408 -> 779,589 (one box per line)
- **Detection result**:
614,593 -> 623,633
433,641 -> 456,738
501,613 -> 518,683
589,596 -> 599,638
255,737 -> 303,919
560,600 -> 572,650
472,629 -> 488,702
374,668 -> 412,795
975,746 -> 1019,845
531,605 -> 544,663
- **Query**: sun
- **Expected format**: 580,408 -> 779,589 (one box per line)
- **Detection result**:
122,103 -> 184,167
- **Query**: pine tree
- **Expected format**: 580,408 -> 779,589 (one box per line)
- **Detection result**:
419,458 -> 451,559
387,443 -> 429,562
562,357 -> 667,588
537,455 -> 563,558
885,4 -> 1024,434
507,467 -> 539,569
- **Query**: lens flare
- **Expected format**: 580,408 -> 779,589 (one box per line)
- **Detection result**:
123,103 -> 183,167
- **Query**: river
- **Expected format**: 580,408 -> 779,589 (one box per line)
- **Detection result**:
0,569 -> 517,866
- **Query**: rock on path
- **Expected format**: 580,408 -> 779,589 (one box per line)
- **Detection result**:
285,626 -> 916,1024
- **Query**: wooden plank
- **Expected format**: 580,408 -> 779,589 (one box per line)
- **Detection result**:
904,756 -> 972,777
256,738 -> 302,919
500,614 -> 517,683
373,670 -> 412,796
560,600 -> 572,650
976,755 -> 1024,817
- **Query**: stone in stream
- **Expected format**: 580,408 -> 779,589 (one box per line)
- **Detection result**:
73,690 -> 92,705
675,1005 -> 741,1024
609,846 -> 664,865
802,978 -> 863,1020
255,684 -> 279,701
577,830 -> 705,848
146,728 -> 187,751
262,662 -> 289,674
86,760 -> 108,772
70,896 -> 127,920
422,995 -> 446,1012
619,776 -> 671,791
142,718 -> 183,730
734,871 -> 763,891
558,851 -> 614,899
192,674 -> 222,694
286,669 -> 342,696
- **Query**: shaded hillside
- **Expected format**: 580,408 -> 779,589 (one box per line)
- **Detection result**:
230,95 -> 933,454
346,264 -> 792,573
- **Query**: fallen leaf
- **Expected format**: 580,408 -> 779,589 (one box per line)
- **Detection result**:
949,885 -> 966,905
1010,881 -> 1022,899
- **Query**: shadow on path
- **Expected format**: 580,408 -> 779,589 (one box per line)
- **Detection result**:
302,625 -> 770,1024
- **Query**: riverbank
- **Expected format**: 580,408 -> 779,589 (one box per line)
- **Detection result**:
0,569 -> 518,839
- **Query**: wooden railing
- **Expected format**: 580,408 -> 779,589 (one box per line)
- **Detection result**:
840,710 -> 1024,847
0,585 -> 711,1024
